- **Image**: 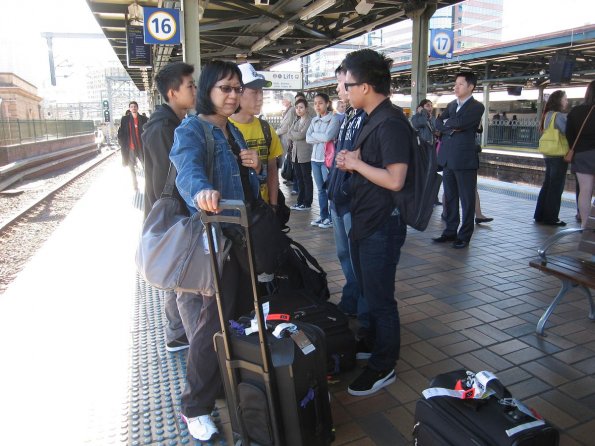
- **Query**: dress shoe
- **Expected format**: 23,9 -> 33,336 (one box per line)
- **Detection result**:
452,239 -> 469,249
432,234 -> 457,243
475,217 -> 494,224
542,220 -> 567,227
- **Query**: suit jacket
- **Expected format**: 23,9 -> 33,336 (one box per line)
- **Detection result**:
435,96 -> 484,170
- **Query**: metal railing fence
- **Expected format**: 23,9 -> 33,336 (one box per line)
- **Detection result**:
486,119 -> 540,148
0,119 -> 95,146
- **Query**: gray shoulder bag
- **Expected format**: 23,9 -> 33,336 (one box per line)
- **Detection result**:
135,118 -> 231,295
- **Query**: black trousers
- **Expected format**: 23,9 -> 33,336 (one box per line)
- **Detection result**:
181,252 -> 252,417
442,167 -> 477,242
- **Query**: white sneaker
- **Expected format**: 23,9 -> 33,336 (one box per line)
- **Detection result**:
311,218 -> 323,226
318,218 -> 333,229
182,414 -> 218,441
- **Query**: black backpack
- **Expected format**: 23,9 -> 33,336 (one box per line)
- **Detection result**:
353,103 -> 441,232
274,239 -> 330,302
393,125 -> 442,232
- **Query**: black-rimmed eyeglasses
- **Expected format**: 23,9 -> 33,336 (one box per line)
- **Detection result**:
344,82 -> 364,91
214,85 -> 244,94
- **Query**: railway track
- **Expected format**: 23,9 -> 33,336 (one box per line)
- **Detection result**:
0,150 -> 118,293
0,150 -> 116,233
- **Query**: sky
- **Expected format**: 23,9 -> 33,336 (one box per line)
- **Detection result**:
0,0 -> 593,100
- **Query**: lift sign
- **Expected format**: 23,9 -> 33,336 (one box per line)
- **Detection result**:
430,29 -> 454,59
143,7 -> 181,45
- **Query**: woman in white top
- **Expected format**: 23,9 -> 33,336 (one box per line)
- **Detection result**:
306,92 -> 341,228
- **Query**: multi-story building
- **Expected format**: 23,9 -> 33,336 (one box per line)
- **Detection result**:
304,0 -> 504,85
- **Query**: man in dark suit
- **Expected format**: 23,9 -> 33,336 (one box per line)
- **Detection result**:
433,71 -> 485,249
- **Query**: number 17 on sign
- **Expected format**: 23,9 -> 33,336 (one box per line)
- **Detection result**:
430,29 -> 454,59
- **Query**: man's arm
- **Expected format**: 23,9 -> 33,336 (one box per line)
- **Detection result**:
434,104 -> 452,132
339,149 -> 407,191
151,124 -> 177,201
438,100 -> 485,132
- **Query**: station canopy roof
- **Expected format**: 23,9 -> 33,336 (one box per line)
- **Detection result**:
304,24 -> 595,94
86,0 -> 461,91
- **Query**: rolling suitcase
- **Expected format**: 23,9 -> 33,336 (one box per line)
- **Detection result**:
413,370 -> 559,446
267,290 -> 356,375
203,200 -> 334,446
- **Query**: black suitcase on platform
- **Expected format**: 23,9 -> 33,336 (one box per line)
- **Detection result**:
267,291 -> 356,375
203,200 -> 334,446
413,370 -> 559,446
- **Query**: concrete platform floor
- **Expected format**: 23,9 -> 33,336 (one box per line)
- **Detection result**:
0,161 -> 593,445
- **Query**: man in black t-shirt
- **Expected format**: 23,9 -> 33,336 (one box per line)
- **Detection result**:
336,49 -> 410,397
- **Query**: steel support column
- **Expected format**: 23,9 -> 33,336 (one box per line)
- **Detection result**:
408,2 -> 436,110
183,0 -> 201,77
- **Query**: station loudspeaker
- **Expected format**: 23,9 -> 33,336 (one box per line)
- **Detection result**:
549,53 -> 575,84
104,109 -> 111,123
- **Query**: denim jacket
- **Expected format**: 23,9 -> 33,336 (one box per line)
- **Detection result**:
170,115 -> 260,214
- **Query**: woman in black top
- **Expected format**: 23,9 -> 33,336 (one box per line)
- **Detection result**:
566,80 -> 595,228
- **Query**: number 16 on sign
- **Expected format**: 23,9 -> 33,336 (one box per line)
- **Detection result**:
143,7 -> 181,45
430,29 -> 454,59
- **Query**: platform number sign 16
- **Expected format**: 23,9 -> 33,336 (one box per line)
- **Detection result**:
430,29 -> 454,60
143,7 -> 181,45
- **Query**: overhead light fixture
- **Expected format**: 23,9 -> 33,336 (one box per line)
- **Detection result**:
267,22 -> 294,41
127,0 -> 144,25
300,0 -> 336,21
251,37 -> 271,53
355,0 -> 374,15
495,56 -> 519,62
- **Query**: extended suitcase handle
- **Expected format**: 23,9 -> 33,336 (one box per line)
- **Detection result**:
200,199 -> 249,227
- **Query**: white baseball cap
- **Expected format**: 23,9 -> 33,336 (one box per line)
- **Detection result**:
238,63 -> 272,89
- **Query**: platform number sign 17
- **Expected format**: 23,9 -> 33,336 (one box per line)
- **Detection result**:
430,29 -> 454,60
143,7 -> 181,45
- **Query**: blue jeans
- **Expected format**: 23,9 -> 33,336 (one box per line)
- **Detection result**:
534,156 -> 568,223
331,208 -> 368,329
350,213 -> 407,371
311,161 -> 330,220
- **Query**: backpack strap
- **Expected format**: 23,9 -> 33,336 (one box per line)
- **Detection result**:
289,239 -> 326,276
258,117 -> 272,150
161,117 -> 215,199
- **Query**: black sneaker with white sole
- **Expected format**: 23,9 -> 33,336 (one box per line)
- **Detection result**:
166,333 -> 190,352
347,367 -> 396,396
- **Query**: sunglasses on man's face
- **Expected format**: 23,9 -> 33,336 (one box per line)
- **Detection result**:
344,82 -> 364,91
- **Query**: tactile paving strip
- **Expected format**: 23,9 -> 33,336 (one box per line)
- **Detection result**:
478,182 -> 577,209
120,274 -> 230,445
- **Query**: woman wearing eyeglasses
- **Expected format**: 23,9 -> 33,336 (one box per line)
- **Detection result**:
169,60 -> 261,442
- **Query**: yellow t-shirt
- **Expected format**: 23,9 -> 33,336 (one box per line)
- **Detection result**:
229,117 -> 283,203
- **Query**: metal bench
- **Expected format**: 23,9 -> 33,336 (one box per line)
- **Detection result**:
529,205 -> 595,335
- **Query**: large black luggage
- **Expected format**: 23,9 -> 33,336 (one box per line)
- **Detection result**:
203,200 -> 334,446
413,370 -> 559,446
267,290 -> 356,375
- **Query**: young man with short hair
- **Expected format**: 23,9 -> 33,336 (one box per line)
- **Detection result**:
326,63 -> 368,339
118,101 -> 148,191
230,63 -> 282,207
336,49 -> 410,396
141,61 -> 201,353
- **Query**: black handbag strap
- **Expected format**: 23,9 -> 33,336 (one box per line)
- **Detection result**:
161,118 -> 216,199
